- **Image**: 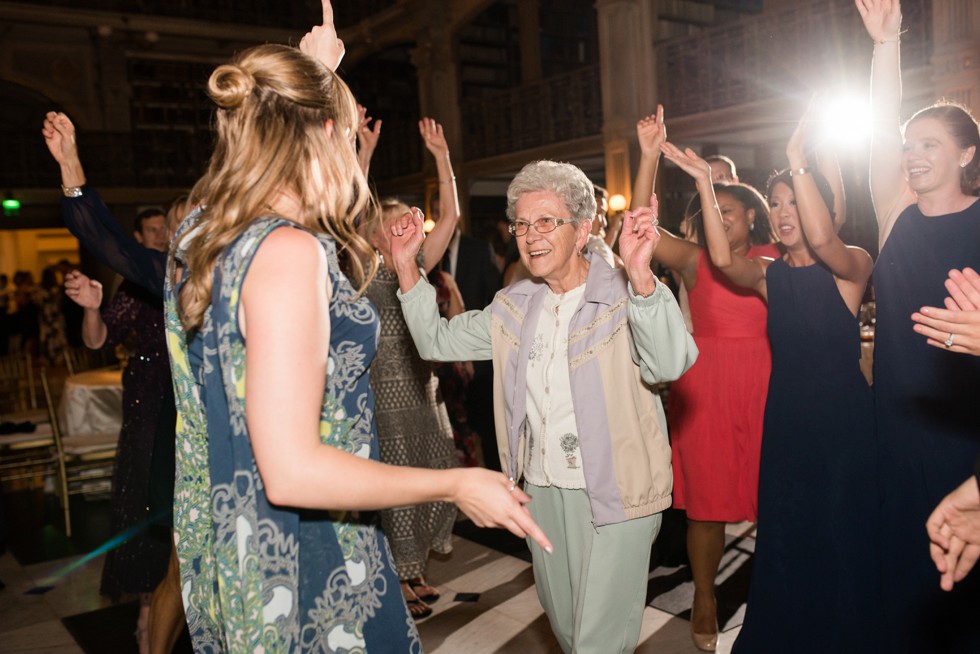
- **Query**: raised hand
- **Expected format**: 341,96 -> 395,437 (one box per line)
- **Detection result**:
855,0 -> 902,42
418,118 -> 449,159
356,105 -> 381,176
64,270 -> 103,310
42,112 -> 80,169
388,206 -> 426,274
618,194 -> 661,296
661,141 -> 712,187
299,0 -> 344,71
636,105 -> 667,158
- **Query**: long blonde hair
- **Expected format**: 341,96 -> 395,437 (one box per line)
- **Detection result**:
178,43 -> 376,331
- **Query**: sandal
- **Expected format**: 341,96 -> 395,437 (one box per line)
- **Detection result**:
401,582 -> 434,620
407,577 -> 440,604
404,596 -> 433,619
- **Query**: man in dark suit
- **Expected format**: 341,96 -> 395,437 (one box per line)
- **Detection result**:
442,227 -> 500,312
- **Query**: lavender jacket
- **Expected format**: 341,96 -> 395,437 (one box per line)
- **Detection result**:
397,254 -> 698,526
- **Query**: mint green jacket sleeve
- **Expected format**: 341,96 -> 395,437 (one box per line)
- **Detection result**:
627,280 -> 699,384
396,276 -> 493,362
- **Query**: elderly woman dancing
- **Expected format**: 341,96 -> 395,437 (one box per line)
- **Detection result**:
387,160 -> 697,653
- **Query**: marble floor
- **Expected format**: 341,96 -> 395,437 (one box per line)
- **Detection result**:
0,504 -> 755,654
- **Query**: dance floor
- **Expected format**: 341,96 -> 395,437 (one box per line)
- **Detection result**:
0,489 -> 755,653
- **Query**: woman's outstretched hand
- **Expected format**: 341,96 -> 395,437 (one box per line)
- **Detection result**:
300,0 -> 345,71
619,194 -> 661,297
419,117 -> 449,160
357,105 -> 382,157
449,468 -> 553,553
42,112 -> 81,170
661,142 -> 712,189
388,206 -> 426,288
64,270 -> 102,310
855,0 -> 902,43
636,105 -> 667,158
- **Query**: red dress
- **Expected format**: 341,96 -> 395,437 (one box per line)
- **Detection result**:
668,245 -> 777,522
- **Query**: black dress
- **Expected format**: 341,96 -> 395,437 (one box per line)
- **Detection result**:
873,200 -> 980,653
98,280 -> 175,598
733,259 -> 877,653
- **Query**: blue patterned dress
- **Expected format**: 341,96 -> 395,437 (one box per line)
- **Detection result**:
165,215 -> 420,653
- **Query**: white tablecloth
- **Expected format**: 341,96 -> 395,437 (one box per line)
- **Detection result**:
58,368 -> 123,450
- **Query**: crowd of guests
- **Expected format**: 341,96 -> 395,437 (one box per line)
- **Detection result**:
0,263 -> 81,362
19,0 -> 980,652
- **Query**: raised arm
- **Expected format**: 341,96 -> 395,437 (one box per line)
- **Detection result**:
43,112 -> 165,296
628,108 -> 700,282
299,0 -> 345,71
631,105 -> 665,211
241,227 -> 549,550
619,195 -> 699,382
63,270 -> 107,349
661,142 -> 768,297
856,0 -> 915,245
787,109 -> 873,298
417,118 -> 461,273
355,105 -> 382,178
389,209 -> 492,362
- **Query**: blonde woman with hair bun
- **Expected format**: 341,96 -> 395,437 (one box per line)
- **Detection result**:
165,6 -> 550,651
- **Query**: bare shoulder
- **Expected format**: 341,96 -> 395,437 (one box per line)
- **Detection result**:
250,226 -> 327,277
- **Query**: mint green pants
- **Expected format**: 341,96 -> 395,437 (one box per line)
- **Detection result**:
524,483 -> 662,654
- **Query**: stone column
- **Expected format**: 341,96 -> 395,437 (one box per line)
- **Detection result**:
411,0 -> 469,229
518,0 -> 542,83
595,0 -> 659,204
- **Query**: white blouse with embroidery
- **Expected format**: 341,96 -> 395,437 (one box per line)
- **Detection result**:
523,283 -> 587,489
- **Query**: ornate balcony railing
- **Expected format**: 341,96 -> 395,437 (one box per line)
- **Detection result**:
460,65 -> 603,161
657,0 -> 932,117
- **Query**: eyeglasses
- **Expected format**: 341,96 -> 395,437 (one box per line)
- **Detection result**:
508,217 -> 576,237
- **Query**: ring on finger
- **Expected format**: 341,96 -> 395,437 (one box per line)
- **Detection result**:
507,477 -> 516,493
944,332 -> 955,348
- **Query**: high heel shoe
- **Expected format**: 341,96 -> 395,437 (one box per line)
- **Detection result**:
691,619 -> 719,652
690,597 -> 718,652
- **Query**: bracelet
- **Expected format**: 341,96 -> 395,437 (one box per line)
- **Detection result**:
438,176 -> 456,185
874,36 -> 900,45
789,167 -> 810,177
61,184 -> 84,198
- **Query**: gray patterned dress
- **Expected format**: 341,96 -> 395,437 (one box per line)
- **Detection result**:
165,215 -> 420,653
365,265 -> 457,580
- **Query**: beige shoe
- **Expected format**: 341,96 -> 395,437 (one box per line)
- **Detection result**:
691,620 -> 718,652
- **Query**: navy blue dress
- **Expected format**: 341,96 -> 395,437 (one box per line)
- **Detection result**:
874,200 -> 980,653
733,259 -> 877,653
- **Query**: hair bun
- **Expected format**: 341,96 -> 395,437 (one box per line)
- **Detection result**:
209,63 -> 255,109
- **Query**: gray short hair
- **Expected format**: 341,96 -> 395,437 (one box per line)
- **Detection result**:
505,161 -> 597,226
